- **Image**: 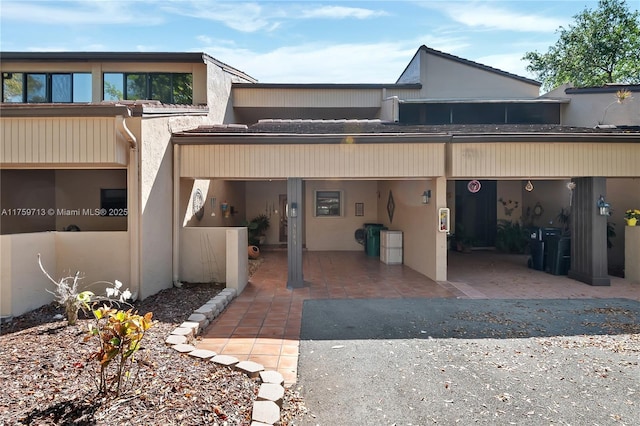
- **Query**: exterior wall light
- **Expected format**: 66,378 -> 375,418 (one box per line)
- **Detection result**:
597,195 -> 611,216
422,190 -> 431,204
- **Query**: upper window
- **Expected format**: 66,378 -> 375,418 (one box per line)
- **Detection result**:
399,102 -> 560,125
315,190 -> 343,217
2,72 -> 92,103
103,72 -> 193,104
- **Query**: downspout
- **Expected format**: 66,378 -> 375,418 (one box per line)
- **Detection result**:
173,143 -> 180,285
117,113 -> 140,301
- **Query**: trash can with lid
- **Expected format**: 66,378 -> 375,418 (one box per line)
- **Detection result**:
545,236 -> 571,275
527,227 -> 562,271
365,223 -> 386,257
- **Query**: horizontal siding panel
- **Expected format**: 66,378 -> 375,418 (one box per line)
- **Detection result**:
0,117 -> 127,166
233,88 -> 383,108
450,142 -> 640,178
180,143 -> 445,179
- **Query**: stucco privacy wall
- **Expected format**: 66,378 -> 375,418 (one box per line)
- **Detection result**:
376,179 -> 447,281
54,232 -> 130,297
179,227 -> 228,284
0,232 -> 55,318
0,231 -> 129,318
304,180 -> 379,251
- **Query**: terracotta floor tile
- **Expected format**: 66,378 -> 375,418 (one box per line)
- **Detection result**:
252,342 -> 282,355
221,341 -> 254,355
281,344 -> 299,356
249,355 -> 279,370
258,326 -> 285,338
233,326 -> 261,337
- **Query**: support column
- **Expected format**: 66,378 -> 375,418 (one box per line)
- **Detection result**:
287,178 -> 305,289
568,177 -> 610,286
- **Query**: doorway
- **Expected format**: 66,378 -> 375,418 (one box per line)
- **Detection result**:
455,180 -> 497,248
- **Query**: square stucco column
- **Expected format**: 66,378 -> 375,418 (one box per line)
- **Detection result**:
568,177 -> 610,286
226,227 -> 248,294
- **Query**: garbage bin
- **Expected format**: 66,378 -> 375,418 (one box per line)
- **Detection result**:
364,223 -> 386,257
527,227 -> 562,271
545,236 -> 571,275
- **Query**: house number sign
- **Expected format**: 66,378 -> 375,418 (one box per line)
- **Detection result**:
467,180 -> 481,193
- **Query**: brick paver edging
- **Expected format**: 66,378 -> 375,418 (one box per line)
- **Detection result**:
164,287 -> 284,425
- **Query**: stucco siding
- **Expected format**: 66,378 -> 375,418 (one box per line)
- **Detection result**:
180,143 -> 445,179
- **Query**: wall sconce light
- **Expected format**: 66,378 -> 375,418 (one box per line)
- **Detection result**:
290,202 -> 298,218
422,190 -> 431,204
597,195 -> 611,216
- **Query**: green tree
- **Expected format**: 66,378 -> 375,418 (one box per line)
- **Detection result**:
524,0 -> 640,91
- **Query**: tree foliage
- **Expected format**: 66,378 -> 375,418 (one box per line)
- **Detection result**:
524,0 -> 640,91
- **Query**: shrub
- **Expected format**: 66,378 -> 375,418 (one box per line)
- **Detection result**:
85,306 -> 154,397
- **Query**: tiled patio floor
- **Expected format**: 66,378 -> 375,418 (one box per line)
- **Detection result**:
200,249 -> 640,386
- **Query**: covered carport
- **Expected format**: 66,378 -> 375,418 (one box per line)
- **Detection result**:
171,120 -> 450,288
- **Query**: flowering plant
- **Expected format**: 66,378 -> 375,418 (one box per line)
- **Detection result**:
624,209 -> 640,220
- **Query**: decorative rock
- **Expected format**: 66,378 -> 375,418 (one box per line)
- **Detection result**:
260,370 -> 285,386
179,321 -> 200,334
236,360 -> 264,378
252,400 -> 280,425
188,349 -> 216,359
187,313 -> 207,326
209,298 -> 227,311
221,287 -> 237,298
211,354 -> 239,366
170,327 -> 194,337
258,383 -> 285,406
172,343 -> 196,353
250,422 -> 272,426
194,305 -> 215,320
165,334 -> 187,345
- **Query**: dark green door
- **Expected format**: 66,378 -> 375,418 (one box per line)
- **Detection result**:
455,180 -> 497,248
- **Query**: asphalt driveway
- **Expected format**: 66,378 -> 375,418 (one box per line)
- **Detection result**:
295,298 -> 640,425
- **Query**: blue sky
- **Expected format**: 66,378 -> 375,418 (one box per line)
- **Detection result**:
1,1 -> 636,84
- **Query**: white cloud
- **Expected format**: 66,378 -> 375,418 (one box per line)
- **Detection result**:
300,6 -> 388,20
0,0 -> 164,25
425,2 -> 566,32
199,42 -> 417,83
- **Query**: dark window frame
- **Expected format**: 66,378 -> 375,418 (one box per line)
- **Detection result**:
102,72 -> 193,104
2,72 -> 91,103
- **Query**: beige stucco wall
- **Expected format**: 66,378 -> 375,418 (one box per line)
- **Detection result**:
304,180 -> 379,251
497,181 -> 523,223
1,169 -> 56,234
0,231 -> 129,319
376,179 -> 447,281
562,92 -> 639,127
181,179 -> 247,228
54,169 -> 127,231
396,49 -> 539,100
521,180 -> 571,228
607,178 -> 640,273
625,226 -> 640,283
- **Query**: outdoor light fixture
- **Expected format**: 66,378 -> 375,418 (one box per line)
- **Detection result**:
597,195 -> 611,216
422,190 -> 431,204
290,202 -> 298,218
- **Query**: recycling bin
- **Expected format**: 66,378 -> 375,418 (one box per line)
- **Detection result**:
364,223 -> 386,257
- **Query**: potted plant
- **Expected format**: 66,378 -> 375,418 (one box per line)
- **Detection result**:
451,223 -> 473,253
244,214 -> 271,246
624,209 -> 640,226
